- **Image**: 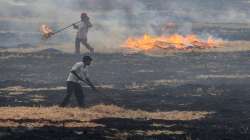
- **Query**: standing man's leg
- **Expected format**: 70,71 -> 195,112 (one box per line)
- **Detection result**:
81,38 -> 94,53
75,38 -> 81,54
60,82 -> 74,107
74,83 -> 85,107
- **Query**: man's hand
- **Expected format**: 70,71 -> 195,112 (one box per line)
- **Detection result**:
85,78 -> 98,92
73,24 -> 78,29
90,84 -> 98,92
71,70 -> 97,92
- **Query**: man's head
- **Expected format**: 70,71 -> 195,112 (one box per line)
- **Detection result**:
82,55 -> 92,65
81,12 -> 89,21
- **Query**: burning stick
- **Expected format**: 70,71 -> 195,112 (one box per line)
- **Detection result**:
40,21 -> 81,40
40,24 -> 54,40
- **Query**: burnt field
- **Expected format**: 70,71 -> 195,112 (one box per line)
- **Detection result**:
0,49 -> 250,140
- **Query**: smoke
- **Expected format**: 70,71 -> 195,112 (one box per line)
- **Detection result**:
0,0 -> 250,51
0,0 -> 79,47
154,0 -> 250,22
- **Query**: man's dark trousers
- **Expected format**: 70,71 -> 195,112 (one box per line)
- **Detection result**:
61,81 -> 85,107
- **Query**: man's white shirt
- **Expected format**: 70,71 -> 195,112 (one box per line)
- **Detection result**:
67,62 -> 89,83
76,21 -> 90,39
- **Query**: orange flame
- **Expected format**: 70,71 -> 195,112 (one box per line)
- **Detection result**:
40,24 -> 54,39
123,34 -> 222,51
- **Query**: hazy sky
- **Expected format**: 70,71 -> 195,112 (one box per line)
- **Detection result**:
1,0 -> 250,23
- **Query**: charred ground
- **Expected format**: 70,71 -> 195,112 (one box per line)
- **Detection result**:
0,49 -> 250,139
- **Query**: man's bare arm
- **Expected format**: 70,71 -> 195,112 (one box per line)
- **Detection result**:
87,20 -> 92,28
85,78 -> 97,91
71,71 -> 97,91
71,71 -> 83,81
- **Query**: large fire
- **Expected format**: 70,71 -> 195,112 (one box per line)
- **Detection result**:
123,34 -> 222,51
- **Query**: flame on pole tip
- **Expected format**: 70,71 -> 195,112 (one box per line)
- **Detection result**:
122,34 -> 223,52
40,24 -> 54,40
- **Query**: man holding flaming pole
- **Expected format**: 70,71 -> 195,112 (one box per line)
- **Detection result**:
73,12 -> 94,54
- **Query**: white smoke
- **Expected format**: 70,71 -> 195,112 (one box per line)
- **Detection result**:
0,0 -> 250,51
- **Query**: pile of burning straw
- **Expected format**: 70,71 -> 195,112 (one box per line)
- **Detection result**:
122,34 -> 223,52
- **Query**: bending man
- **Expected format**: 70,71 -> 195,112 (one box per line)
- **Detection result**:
60,55 -> 96,107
